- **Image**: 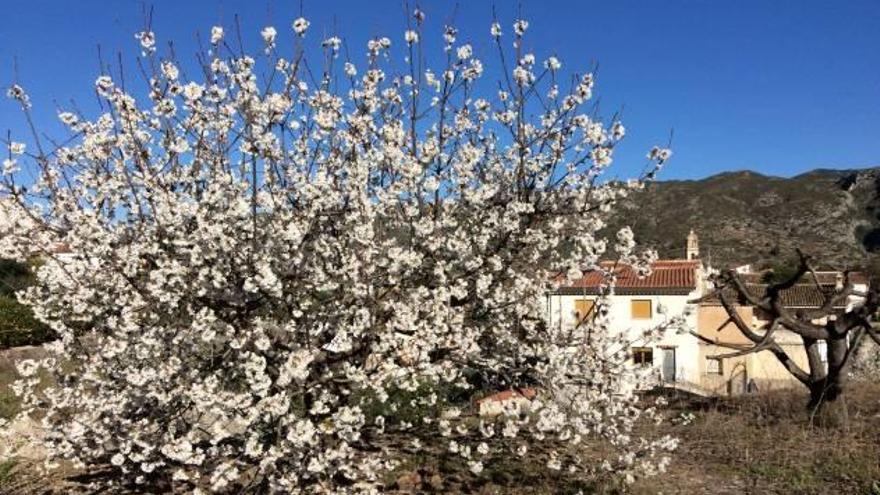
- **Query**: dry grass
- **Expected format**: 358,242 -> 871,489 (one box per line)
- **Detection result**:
632,383 -> 880,495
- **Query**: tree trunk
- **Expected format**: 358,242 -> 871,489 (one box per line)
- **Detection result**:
807,373 -> 847,427
807,335 -> 852,427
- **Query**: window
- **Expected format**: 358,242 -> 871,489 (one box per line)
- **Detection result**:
706,357 -> 723,375
632,347 -> 653,366
574,299 -> 595,323
631,299 -> 653,319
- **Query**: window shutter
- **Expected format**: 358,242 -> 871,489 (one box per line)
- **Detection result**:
574,299 -> 595,322
631,299 -> 652,319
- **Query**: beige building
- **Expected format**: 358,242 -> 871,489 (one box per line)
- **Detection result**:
696,304 -> 812,395
696,272 -> 868,395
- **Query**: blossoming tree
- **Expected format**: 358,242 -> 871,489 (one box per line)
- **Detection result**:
1,10 -> 678,492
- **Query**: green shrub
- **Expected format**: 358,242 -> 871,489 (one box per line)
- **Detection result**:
0,259 -> 35,298
0,296 -> 55,349
355,380 -> 472,428
0,389 -> 20,420
0,259 -> 55,349
0,459 -> 17,489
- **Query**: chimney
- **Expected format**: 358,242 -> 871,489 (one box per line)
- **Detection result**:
686,229 -> 699,260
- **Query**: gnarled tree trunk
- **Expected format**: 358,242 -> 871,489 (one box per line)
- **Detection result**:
692,250 -> 877,424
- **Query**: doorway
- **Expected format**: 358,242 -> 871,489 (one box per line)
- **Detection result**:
661,347 -> 676,382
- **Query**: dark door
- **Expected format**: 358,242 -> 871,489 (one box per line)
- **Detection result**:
662,348 -> 676,382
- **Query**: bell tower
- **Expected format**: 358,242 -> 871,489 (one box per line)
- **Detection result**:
686,229 -> 699,260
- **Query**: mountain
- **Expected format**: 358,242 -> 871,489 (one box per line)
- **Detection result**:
610,167 -> 880,271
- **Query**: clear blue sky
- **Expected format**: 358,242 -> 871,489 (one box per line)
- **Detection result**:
1,0 -> 878,180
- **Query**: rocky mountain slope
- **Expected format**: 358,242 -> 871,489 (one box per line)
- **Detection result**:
610,167 -> 880,270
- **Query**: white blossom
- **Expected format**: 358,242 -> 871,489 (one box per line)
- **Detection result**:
6,84 -> 31,108
322,36 -> 342,51
210,26 -> 224,45
443,25 -> 457,46
292,17 -> 310,36
490,22 -> 502,38
161,61 -> 179,80
9,142 -> 25,155
648,146 -> 673,162
2,159 -> 19,175
261,26 -> 277,48
135,31 -> 156,53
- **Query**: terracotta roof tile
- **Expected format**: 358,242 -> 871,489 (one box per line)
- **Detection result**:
740,271 -> 868,286
705,283 -> 850,309
554,260 -> 699,295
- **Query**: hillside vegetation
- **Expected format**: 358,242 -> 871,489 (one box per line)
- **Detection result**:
611,167 -> 880,270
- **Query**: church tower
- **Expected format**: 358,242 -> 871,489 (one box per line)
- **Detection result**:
686,229 -> 699,260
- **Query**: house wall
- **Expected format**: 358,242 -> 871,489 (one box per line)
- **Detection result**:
548,292 -> 701,384
697,305 -> 752,394
696,305 -> 810,394
746,343 -> 811,392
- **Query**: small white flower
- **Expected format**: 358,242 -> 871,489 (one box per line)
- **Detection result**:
9,142 -> 25,155
261,26 -> 277,47
647,146 -> 672,161
457,44 -> 472,60
6,84 -> 31,108
404,30 -> 419,44
210,26 -> 224,45
513,19 -> 529,36
443,25 -> 457,45
161,61 -> 179,80
490,22 -> 502,38
111,453 -> 126,466
15,358 -> 37,377
58,111 -> 78,126
513,66 -> 532,86
292,17 -> 310,36
135,31 -> 156,53
322,36 -> 342,51
182,82 -> 204,102
2,159 -> 19,175
612,122 -> 626,140
545,56 -> 562,71
95,75 -> 114,93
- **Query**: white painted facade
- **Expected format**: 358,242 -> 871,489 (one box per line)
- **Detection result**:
547,286 -> 703,386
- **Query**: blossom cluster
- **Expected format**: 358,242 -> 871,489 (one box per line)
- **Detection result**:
1,12 -> 674,493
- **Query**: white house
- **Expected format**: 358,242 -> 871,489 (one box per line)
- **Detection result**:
547,233 -> 706,386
